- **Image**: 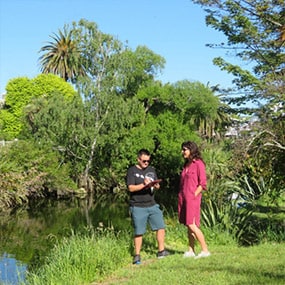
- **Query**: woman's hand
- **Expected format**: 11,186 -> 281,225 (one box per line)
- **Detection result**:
194,188 -> 202,197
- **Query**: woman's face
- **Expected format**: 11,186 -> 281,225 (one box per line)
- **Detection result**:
182,146 -> 190,159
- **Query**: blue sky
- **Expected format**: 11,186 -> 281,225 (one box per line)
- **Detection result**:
0,0 -> 235,97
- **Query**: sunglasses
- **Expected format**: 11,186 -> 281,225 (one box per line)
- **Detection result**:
140,159 -> 150,163
182,148 -> 189,152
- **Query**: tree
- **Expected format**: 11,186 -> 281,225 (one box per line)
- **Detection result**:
115,45 -> 166,97
193,0 -> 285,112
193,0 -> 285,202
39,26 -> 86,82
68,19 -> 168,190
0,74 -> 76,139
171,80 -> 222,139
137,80 -> 227,140
21,19 -> 227,195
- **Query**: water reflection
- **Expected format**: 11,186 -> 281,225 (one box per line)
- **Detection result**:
0,253 -> 26,285
0,194 -> 130,284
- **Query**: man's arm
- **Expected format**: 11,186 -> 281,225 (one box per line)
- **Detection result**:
128,183 -> 145,192
128,177 -> 155,192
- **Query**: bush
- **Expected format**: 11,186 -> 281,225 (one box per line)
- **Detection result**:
0,140 -> 77,210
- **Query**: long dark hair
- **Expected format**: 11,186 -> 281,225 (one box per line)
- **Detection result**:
181,141 -> 205,166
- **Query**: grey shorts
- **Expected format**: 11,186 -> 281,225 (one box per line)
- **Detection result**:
130,204 -> 165,236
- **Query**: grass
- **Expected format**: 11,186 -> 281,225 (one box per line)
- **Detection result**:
24,216 -> 285,285
97,243 -> 285,285
25,228 -> 131,285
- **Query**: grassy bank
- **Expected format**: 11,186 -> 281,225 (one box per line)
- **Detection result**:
96,243 -> 285,285
24,216 -> 285,285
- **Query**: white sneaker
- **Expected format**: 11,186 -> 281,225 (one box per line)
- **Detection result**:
195,251 -> 211,259
183,251 -> 196,258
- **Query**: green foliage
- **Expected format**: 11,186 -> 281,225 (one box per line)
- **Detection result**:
32,74 -> 76,99
0,74 -> 76,139
39,26 -> 86,82
172,80 -> 220,117
194,0 -> 285,116
24,19 -> 225,195
203,146 -> 235,201
245,132 -> 285,200
227,127 -> 285,207
1,71 -> 230,211
198,144 -> 284,245
0,109 -> 22,139
6,17 -> 283,248
0,18 -> 283,284
26,229 -> 130,284
199,146 -> 255,245
202,200 -> 257,245
191,1 -> 284,245
116,46 -> 166,97
212,57 -> 261,92
0,140 -> 77,210
71,19 -> 124,91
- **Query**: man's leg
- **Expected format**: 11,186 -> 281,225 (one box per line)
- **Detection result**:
156,228 -> 165,252
149,205 -> 166,252
134,235 -> 143,255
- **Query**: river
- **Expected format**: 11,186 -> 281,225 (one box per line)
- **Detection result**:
0,194 -> 130,284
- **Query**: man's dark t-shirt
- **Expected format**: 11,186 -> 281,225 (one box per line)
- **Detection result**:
127,165 -> 158,207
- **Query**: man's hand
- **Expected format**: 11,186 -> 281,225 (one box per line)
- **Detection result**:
153,183 -> 160,189
144,177 -> 152,185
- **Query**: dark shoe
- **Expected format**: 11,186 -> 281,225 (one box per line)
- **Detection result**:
133,254 -> 141,264
157,249 -> 170,259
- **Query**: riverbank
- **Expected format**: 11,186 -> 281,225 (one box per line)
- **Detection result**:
24,219 -> 285,285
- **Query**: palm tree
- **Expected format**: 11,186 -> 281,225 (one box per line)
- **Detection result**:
39,27 -> 86,82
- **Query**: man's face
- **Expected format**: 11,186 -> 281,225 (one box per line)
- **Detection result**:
138,154 -> 151,169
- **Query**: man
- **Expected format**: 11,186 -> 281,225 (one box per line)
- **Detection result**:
127,149 -> 169,264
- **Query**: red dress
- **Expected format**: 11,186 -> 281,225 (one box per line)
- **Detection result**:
178,159 -> 207,227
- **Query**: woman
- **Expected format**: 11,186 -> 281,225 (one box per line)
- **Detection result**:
178,141 -> 210,258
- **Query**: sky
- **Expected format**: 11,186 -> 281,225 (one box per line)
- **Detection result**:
0,0 -> 235,98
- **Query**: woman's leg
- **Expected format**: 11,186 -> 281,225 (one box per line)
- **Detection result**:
188,224 -> 209,252
187,226 -> 196,252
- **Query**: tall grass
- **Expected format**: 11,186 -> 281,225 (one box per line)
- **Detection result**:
25,228 -> 131,285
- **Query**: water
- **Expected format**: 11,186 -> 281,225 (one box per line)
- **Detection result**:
0,194 -> 130,284
0,254 -> 26,285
